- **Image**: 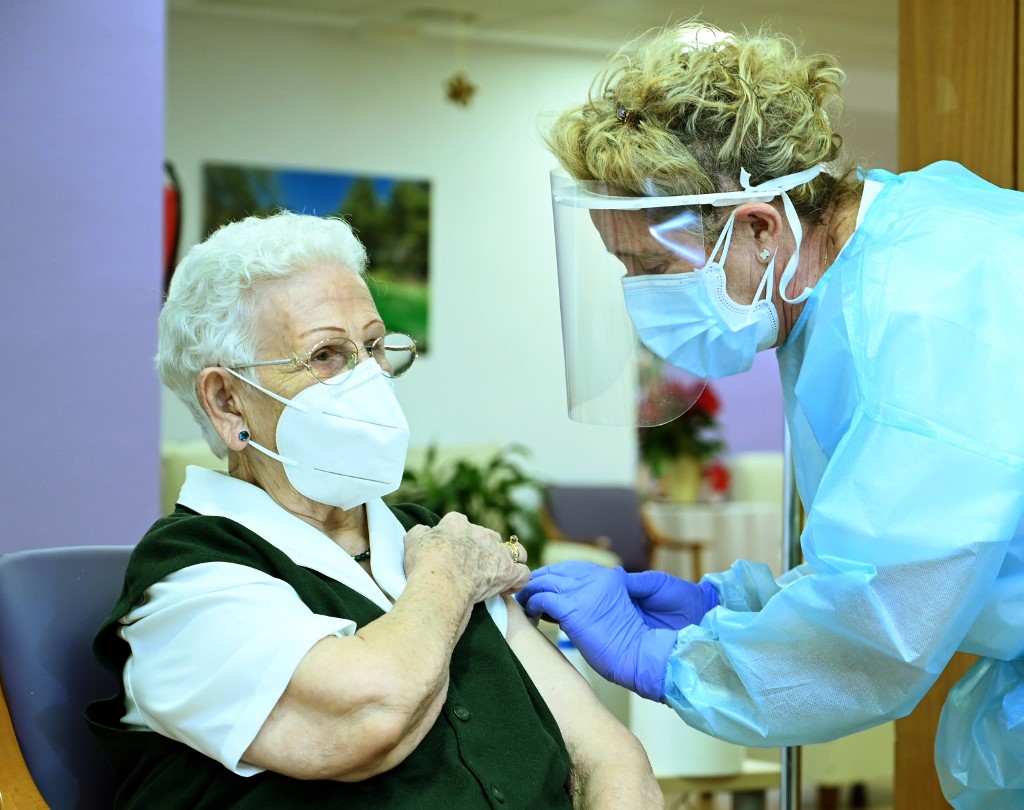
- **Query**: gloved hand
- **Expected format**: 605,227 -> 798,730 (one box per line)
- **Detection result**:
625,570 -> 720,631
516,561 -> 678,701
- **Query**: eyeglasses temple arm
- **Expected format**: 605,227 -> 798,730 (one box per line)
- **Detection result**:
228,358 -> 296,370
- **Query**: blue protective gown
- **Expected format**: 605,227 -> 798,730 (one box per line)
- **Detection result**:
662,162 -> 1024,809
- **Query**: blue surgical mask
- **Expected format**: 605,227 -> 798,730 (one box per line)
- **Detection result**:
621,211 -> 780,378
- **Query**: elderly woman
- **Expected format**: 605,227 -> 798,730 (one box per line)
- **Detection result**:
517,18 -> 1024,810
86,212 -> 662,809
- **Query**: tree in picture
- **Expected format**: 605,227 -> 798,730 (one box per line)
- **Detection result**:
200,163 -> 431,352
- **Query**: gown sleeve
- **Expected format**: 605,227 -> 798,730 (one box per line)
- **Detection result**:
664,407 -> 1023,746
665,166 -> 1024,746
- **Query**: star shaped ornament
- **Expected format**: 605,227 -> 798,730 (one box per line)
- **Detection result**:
445,71 -> 476,106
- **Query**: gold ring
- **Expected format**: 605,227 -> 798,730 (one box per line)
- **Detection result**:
505,535 -> 520,564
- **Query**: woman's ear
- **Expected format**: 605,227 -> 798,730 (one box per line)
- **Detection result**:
734,202 -> 784,250
197,368 -> 250,452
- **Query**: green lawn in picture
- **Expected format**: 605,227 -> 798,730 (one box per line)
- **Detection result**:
201,163 -> 432,353
366,276 -> 429,352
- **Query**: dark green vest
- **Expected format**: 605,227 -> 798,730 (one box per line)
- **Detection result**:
87,504 -> 572,809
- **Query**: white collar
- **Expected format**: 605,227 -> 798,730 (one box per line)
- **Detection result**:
179,466 -> 401,611
177,466 -> 507,631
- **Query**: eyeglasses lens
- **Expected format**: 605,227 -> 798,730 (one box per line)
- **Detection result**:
376,333 -> 417,378
307,338 -> 358,383
309,333 -> 417,383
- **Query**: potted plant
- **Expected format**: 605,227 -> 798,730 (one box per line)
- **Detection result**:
637,381 -> 728,502
386,444 -> 548,565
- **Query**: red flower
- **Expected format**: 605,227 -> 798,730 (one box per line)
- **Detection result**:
693,385 -> 721,415
637,378 -> 727,480
704,460 -> 731,494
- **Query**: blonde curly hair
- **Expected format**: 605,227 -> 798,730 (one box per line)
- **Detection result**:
546,19 -> 857,228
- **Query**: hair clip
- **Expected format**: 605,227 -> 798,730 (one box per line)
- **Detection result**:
615,107 -> 643,129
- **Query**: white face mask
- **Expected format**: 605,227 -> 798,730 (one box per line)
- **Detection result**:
621,210 -> 779,378
225,359 -> 410,509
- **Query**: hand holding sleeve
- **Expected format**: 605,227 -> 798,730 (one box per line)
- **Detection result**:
516,561 -> 677,701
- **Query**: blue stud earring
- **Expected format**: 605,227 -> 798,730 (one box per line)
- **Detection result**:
239,430 -> 250,442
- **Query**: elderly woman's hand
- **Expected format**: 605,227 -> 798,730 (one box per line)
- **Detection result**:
404,512 -> 530,603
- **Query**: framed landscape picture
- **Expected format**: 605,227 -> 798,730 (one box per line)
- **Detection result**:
202,162 -> 431,351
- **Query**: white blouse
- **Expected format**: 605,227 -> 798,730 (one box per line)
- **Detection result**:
118,465 -> 506,776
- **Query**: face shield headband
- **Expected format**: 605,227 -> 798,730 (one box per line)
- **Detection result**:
549,164 -> 823,427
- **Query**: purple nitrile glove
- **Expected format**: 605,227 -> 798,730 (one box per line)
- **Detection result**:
625,570 -> 720,631
516,560 -> 677,701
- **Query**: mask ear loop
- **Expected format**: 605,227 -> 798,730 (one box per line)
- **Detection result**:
776,190 -> 813,304
706,209 -> 738,267
753,251 -> 775,306
223,367 -> 310,413
222,367 -> 302,466
710,207 -> 776,309
737,166 -> 822,306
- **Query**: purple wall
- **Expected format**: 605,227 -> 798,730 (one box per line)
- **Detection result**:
715,351 -> 786,456
0,2 -> 164,553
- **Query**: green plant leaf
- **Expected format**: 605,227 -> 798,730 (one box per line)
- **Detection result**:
385,444 -> 549,566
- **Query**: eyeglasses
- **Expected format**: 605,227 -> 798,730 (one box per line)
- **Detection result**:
231,332 -> 418,384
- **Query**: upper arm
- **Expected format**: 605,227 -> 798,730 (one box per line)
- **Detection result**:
241,628 -> 450,781
120,563 -> 355,774
501,596 -> 652,777
122,563 -> 435,781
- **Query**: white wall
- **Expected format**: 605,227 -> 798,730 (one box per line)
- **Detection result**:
165,13 -> 639,484
164,12 -> 896,487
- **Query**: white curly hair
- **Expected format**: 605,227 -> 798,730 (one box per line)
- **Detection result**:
157,211 -> 368,457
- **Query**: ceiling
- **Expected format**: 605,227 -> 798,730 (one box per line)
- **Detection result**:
167,0 -> 898,73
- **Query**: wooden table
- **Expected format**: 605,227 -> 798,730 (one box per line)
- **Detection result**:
641,500 -> 782,580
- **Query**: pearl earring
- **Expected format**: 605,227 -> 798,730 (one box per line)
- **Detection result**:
758,247 -> 772,262
239,430 -> 250,442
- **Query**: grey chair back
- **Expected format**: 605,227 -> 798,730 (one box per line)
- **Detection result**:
0,545 -> 133,810
544,486 -> 649,571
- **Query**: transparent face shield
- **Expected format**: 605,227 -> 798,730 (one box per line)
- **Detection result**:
549,168 -> 790,427
550,173 -> 708,427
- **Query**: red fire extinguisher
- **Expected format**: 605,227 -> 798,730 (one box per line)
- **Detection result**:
163,160 -> 182,297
